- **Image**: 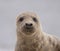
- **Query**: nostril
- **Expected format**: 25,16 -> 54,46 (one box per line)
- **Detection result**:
26,23 -> 33,26
30,23 -> 32,26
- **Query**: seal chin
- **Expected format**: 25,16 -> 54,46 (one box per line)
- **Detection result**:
22,26 -> 35,35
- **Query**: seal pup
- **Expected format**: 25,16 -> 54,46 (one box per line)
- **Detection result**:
15,12 -> 60,51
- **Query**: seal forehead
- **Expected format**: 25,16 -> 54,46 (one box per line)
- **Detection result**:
21,12 -> 37,16
18,12 -> 38,18
16,12 -> 40,22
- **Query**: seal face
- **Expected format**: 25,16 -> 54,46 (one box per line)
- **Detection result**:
16,12 -> 40,35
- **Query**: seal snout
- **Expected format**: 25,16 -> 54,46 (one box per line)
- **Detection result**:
26,23 -> 33,27
25,23 -> 33,29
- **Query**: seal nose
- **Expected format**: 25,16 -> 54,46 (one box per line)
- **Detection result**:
25,23 -> 33,27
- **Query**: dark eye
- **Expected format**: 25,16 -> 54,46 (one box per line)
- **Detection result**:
19,17 -> 24,22
33,17 -> 37,22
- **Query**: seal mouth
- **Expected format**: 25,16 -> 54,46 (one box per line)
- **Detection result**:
25,26 -> 34,32
22,26 -> 35,34
25,26 -> 33,29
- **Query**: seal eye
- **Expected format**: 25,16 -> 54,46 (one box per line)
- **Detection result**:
33,17 -> 37,22
19,17 -> 24,22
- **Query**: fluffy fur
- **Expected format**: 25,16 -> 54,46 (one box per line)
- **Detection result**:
15,12 -> 60,51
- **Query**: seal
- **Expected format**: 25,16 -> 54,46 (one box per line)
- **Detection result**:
15,11 -> 60,51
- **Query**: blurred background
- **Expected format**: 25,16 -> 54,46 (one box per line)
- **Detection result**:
0,0 -> 60,51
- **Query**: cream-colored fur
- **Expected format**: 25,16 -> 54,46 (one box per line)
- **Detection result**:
15,12 -> 60,51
